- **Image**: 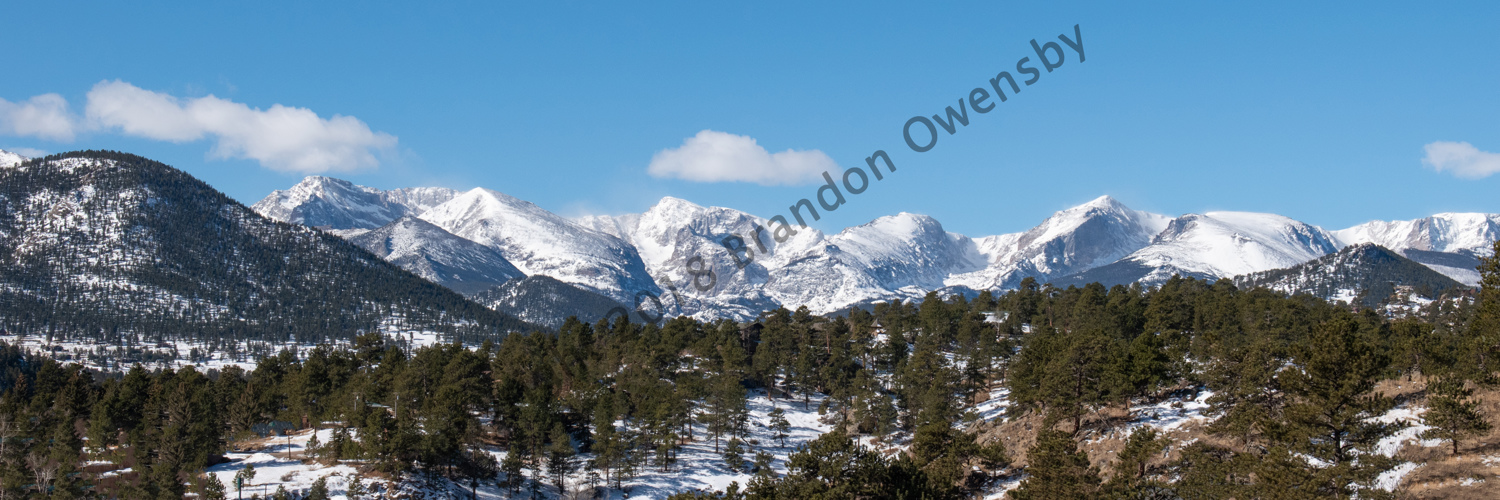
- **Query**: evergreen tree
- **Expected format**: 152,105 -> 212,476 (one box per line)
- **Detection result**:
753,450 -> 775,476
1468,240 -> 1500,377
1421,376 -> 1491,455
1273,314 -> 1402,496
306,476 -> 330,500
723,437 -> 746,473
1010,429 -> 1100,500
547,423 -> 577,494
768,407 -> 790,447
202,473 -> 228,500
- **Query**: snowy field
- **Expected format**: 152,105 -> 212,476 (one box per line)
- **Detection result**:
199,390 -> 833,499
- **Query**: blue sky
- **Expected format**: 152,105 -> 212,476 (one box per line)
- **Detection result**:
2,1 -> 1497,236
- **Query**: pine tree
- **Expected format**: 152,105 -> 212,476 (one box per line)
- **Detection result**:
1421,376 -> 1491,455
547,423 -> 577,494
723,437 -> 746,472
234,464 -> 256,499
1274,314 -> 1402,496
768,407 -> 790,447
500,452 -> 525,492
306,476 -> 330,500
753,450 -> 774,476
347,475 -> 366,500
1113,427 -> 1166,481
202,473 -> 228,500
1469,241 -> 1500,376
1011,429 -> 1100,500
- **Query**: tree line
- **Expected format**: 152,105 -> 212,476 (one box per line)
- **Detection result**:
1,241 -> 1496,499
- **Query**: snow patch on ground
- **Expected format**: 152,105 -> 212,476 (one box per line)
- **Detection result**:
1376,462 -> 1422,492
1373,406 -> 1439,457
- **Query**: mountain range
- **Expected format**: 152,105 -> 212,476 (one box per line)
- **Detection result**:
252,174 -> 1498,320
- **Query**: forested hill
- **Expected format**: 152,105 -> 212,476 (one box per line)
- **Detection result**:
1234,243 -> 1470,308
0,150 -> 536,345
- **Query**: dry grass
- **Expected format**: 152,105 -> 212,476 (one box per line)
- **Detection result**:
1388,382 -> 1500,499
969,379 -> 1500,498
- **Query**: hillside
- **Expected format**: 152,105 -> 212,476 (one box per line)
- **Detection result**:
471,275 -> 631,329
0,151 -> 535,345
1234,243 -> 1470,308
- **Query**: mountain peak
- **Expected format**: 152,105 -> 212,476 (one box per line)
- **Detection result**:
1080,194 -> 1125,211
0,149 -> 27,168
653,195 -> 703,209
254,176 -> 457,230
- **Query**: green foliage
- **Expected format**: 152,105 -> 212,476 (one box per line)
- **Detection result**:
1422,376 -> 1492,455
306,476 -> 330,500
1010,429 -> 1100,500
723,437 -> 746,473
767,407 -> 790,447
738,431 -> 952,500
202,473 -> 228,500
0,268 -> 1468,498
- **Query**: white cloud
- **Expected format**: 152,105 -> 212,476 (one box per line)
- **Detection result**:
1423,141 -> 1500,179
84,80 -> 396,173
647,130 -> 838,185
0,93 -> 78,141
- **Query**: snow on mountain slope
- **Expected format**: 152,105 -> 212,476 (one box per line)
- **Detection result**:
418,188 -> 659,305
1333,213 -> 1499,286
1334,213 -> 1500,255
580,200 -> 977,318
1063,211 -> 1340,287
1234,243 -> 1467,308
948,196 -> 1171,289
0,151 -> 534,339
579,197 -> 788,320
349,216 -> 524,296
831,213 -> 986,291
0,149 -> 26,168
252,176 -> 458,230
472,275 -> 627,329
762,232 -> 910,315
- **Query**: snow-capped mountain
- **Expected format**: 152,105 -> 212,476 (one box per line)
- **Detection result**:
1062,211 -> 1341,287
257,174 -> 1497,320
831,213 -> 986,291
1234,243 -> 1465,308
578,197 -> 782,319
1333,213 -> 1500,286
349,216 -> 524,296
0,149 -> 27,168
947,196 -> 1171,290
417,188 -> 659,305
252,176 -> 457,232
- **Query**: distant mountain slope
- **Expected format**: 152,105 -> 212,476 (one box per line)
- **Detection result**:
472,276 -> 628,329
1234,243 -> 1468,308
0,149 -> 25,168
831,213 -> 985,290
947,196 -> 1171,290
252,176 -> 457,231
349,216 -> 524,296
1057,211 -> 1340,288
0,151 -> 534,344
1334,213 -> 1500,286
256,174 -> 1497,319
577,197 -> 781,320
418,188 -> 660,305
